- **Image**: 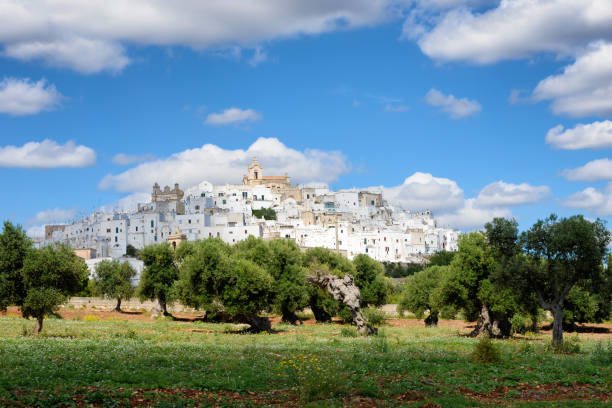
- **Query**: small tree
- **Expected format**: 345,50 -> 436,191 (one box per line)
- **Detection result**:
398,265 -> 449,326
92,259 -> 136,312
352,254 -> 388,307
0,222 -> 32,311
138,243 -> 178,316
428,251 -> 455,267
522,215 -> 610,347
21,244 -> 88,334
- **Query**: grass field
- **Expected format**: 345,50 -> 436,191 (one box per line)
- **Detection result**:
0,310 -> 610,407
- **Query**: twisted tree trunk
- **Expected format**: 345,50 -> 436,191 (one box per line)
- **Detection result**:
34,315 -> 44,335
115,298 -> 122,313
307,274 -> 377,336
281,306 -> 303,325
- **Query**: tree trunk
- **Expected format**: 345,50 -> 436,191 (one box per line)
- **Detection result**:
471,303 -> 493,337
307,274 -> 377,336
424,311 -> 438,327
34,315 -> 43,335
235,313 -> 271,333
281,307 -> 303,325
160,299 -> 171,317
115,298 -> 122,313
310,304 -> 332,323
551,305 -> 564,348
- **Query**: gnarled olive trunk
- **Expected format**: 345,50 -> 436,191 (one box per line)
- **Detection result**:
115,298 -> 122,313
425,311 -> 438,327
281,307 -> 303,325
470,303 -> 511,338
307,273 -> 377,336
310,304 -> 332,323
551,305 -> 563,348
34,315 -> 43,335
235,313 -> 271,333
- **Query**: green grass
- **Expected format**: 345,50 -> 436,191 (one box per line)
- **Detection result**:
0,317 -> 610,407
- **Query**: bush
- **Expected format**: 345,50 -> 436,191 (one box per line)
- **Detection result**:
591,341 -> 612,365
471,337 -> 501,364
362,308 -> 388,326
340,327 -> 357,337
546,335 -> 581,354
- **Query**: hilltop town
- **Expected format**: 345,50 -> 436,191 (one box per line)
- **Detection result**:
43,158 -> 458,263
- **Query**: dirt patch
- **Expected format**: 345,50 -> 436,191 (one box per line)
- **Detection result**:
462,382 -> 611,403
1,306 -> 203,322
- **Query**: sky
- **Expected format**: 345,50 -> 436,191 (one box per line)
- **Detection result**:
1,0 -> 611,237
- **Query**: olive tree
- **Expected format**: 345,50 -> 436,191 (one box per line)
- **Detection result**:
398,265 -> 450,326
522,215 -> 610,347
92,259 -> 136,312
21,244 -> 88,334
352,254 -> 388,307
138,243 -> 178,316
0,222 -> 31,311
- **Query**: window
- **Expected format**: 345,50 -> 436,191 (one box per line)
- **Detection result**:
365,248 -> 368,253
106,228 -> 111,233
150,220 -> 154,227
218,192 -> 224,197
135,226 -> 138,231
201,193 -> 206,197
188,219 -> 191,224
242,192 -> 248,198
154,235 -> 157,242
195,205 -> 200,210
222,199 -> 226,205
232,193 -> 236,196
371,200 -> 375,205
115,236 -> 118,242
363,238 -> 367,244
115,227 -> 119,233
254,171 -> 258,179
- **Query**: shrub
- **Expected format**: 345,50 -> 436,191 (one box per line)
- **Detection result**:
591,341 -> 612,365
340,327 -> 357,337
362,308 -> 388,326
546,335 -> 581,354
471,337 -> 501,364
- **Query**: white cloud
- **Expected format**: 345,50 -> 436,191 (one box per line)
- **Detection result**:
561,158 -> 612,181
98,137 -> 348,193
437,198 -> 512,230
112,153 -> 156,165
546,121 -> 612,150
533,42 -> 612,117
384,104 -> 411,112
381,172 -> 465,213
380,173 -> 549,230
99,192 -> 151,213
249,47 -> 268,67
26,225 -> 45,239
425,88 -> 481,118
28,208 -> 77,225
415,0 -> 612,64
561,183 -> 612,216
0,77 -> 62,116
0,1 -> 395,73
205,107 -> 262,126
475,181 -> 550,207
0,139 -> 96,168
4,37 -> 129,74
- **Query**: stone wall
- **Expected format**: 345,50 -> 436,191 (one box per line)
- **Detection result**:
62,297 -> 197,313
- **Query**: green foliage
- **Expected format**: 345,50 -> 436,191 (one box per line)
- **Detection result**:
398,265 -> 449,323
382,261 -> 423,278
175,238 -> 274,318
0,221 -> 32,310
75,279 -> 95,297
267,239 -> 309,319
339,327 -> 357,337
21,243 -> 88,323
251,207 -> 277,220
92,260 -> 136,305
591,341 -> 612,365
137,243 -> 178,309
428,251 -> 456,267
471,337 -> 501,364
125,244 -> 138,258
361,308 -> 388,326
352,254 -> 388,307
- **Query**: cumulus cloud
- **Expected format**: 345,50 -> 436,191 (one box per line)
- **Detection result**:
0,139 -> 96,168
112,153 -> 156,165
381,172 -> 465,213
476,181 -> 551,207
0,1 -> 395,73
204,108 -> 262,126
4,37 -> 129,74
0,77 -> 62,116
26,225 -> 45,239
437,198 -> 512,230
98,137 -> 348,193
415,0 -> 612,64
533,42 -> 612,117
561,183 -> 612,216
384,104 -> 411,112
99,192 -> 151,213
380,174 -> 549,230
28,208 -> 77,225
425,88 -> 481,118
546,121 -> 612,150
561,158 -> 612,181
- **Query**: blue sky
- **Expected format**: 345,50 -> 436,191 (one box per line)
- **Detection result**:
1,0 -> 611,236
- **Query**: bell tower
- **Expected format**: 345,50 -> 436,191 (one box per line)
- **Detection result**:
244,157 -> 263,185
